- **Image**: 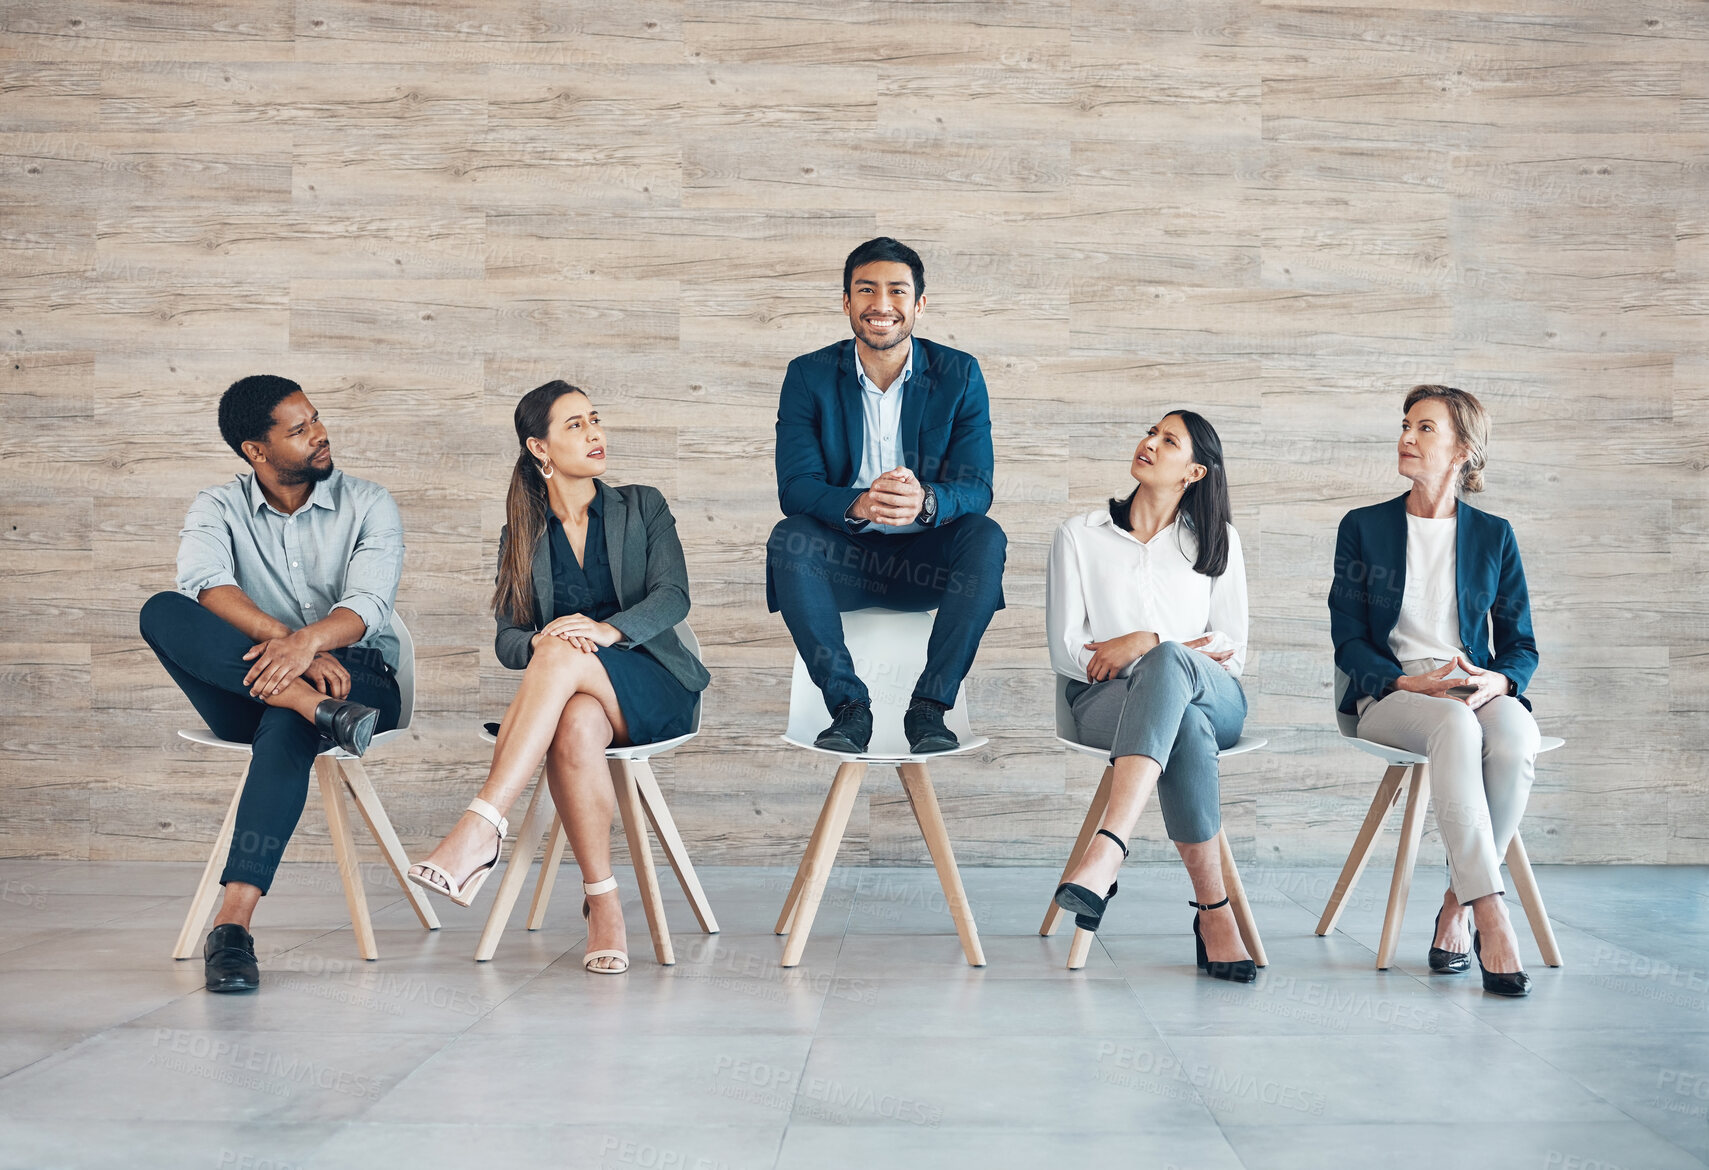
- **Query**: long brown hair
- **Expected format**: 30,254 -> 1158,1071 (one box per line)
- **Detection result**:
493,380 -> 588,625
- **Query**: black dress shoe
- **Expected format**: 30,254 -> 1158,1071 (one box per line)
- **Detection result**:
314,698 -> 380,757
1473,931 -> 1532,997
903,698 -> 958,754
1429,906 -> 1472,974
814,700 -> 872,754
1054,829 -> 1128,931
204,923 -> 260,993
1192,897 -> 1257,983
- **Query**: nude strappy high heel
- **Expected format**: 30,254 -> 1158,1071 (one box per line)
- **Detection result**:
581,875 -> 629,974
407,798 -> 508,908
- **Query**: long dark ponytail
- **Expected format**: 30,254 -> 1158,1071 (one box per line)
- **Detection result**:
1109,409 -> 1232,577
493,380 -> 587,626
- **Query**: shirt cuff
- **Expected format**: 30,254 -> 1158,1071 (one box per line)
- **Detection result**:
177,572 -> 237,600
843,499 -> 870,533
332,597 -> 386,641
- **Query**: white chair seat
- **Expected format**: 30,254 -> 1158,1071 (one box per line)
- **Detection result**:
478,723 -> 694,762
1054,733 -> 1267,762
178,726 -> 409,761
1341,734 -> 1564,768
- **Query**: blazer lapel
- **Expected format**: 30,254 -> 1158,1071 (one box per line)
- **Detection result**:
899,337 -> 929,466
530,530 -> 553,625
835,340 -> 864,481
1370,493 -> 1410,640
1454,498 -> 1482,656
599,479 -> 629,605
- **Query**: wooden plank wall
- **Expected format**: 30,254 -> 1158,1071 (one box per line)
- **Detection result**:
2,1 -> 1704,870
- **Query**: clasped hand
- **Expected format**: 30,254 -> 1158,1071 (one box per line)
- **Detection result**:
532,613 -> 621,654
1394,657 -> 1508,709
852,467 -> 924,527
1084,632 -> 1234,683
242,631 -> 322,698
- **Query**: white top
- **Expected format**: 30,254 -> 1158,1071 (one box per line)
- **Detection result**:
1389,512 -> 1464,664
851,339 -> 921,535
1046,507 -> 1249,680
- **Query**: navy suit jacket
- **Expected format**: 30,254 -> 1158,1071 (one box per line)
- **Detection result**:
1328,492 -> 1538,716
773,337 -> 994,530
768,336 -> 995,610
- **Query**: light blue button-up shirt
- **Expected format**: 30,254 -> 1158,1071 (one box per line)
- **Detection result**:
175,468 -> 405,669
851,340 -> 922,535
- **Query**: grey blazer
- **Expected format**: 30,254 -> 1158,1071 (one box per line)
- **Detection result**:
494,480 -> 710,693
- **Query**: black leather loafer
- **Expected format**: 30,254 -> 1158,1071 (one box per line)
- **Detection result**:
204,923 -> 260,993
314,698 -> 380,757
1428,906 -> 1472,974
815,700 -> 873,754
1473,931 -> 1532,997
903,699 -> 958,754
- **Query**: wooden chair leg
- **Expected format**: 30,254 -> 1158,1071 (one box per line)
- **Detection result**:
1041,765 -> 1114,937
172,777 -> 246,959
338,757 -> 440,932
1067,926 -> 1096,970
1505,831 -> 1563,967
1375,764 -> 1430,970
897,763 -> 985,968
613,760 -> 673,966
1316,765 -> 1408,936
526,816 -> 568,931
316,758 -> 377,961
776,771 -> 843,936
474,770 -> 553,962
1218,828 -> 1267,968
631,759 -> 720,934
780,761 -> 865,968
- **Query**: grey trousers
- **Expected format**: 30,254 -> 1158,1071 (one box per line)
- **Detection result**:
1356,664 -> 1540,903
1067,640 -> 1247,844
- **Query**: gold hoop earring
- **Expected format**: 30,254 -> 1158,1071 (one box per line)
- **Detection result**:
538,460 -> 553,480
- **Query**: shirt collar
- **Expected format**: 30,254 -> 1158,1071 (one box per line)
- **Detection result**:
853,338 -> 914,396
1090,505 -> 1180,546
548,485 -> 605,524
245,469 -> 338,516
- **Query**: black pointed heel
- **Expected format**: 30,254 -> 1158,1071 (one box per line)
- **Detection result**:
1190,896 -> 1256,983
1429,906 -> 1472,974
1053,829 -> 1128,932
1473,930 -> 1531,997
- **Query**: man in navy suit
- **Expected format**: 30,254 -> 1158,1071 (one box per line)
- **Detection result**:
767,238 -> 1007,754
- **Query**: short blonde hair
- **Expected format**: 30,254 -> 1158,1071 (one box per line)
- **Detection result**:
1404,384 -> 1489,493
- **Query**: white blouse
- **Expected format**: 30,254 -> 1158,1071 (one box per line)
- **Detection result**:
1389,512 -> 1464,665
1046,508 -> 1249,681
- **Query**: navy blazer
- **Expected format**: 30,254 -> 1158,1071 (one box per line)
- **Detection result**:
1328,492 -> 1537,716
773,337 -> 995,532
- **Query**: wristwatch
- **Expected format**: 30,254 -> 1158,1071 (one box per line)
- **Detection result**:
919,483 -> 938,526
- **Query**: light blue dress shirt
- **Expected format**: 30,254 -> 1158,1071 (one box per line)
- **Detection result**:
175,468 -> 405,669
851,339 -> 922,536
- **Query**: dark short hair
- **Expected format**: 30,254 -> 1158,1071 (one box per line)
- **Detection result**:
219,375 -> 303,461
843,237 -> 925,300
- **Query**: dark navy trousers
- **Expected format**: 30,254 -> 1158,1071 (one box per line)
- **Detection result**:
139,591 -> 399,894
766,513 -> 1007,711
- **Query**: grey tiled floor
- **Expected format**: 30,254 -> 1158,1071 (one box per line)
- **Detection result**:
0,859 -> 1704,1169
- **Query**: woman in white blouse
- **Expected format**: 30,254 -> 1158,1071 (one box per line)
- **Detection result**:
1047,410 -> 1256,983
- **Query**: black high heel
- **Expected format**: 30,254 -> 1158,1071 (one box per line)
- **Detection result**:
1190,897 -> 1256,983
1053,829 -> 1128,931
1473,930 -> 1531,997
1429,906 -> 1472,974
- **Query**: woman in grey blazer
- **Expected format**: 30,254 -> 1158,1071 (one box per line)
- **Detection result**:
409,381 -> 709,974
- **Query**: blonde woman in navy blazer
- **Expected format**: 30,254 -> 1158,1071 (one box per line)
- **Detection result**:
1328,385 -> 1540,996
